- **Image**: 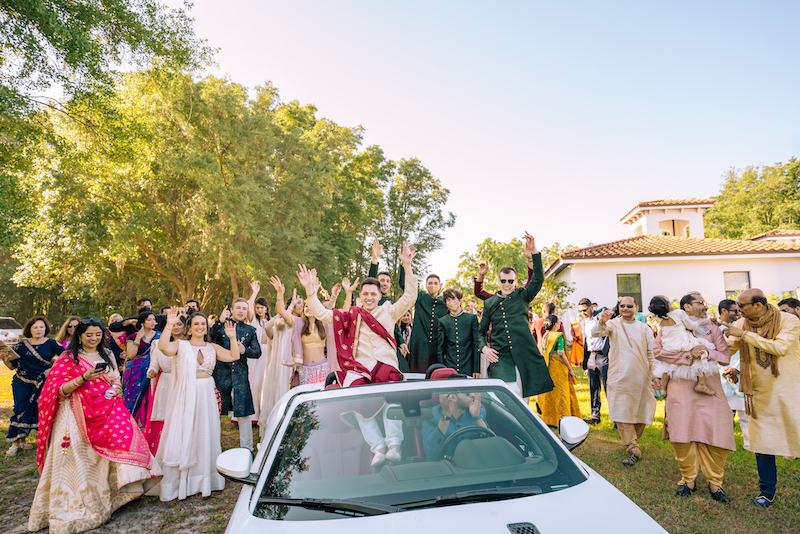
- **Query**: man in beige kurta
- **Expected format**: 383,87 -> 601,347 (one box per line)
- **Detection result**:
726,288 -> 800,507
592,297 -> 658,466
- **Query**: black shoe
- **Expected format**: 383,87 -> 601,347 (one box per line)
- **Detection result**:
583,418 -> 601,425
710,487 -> 730,504
622,452 -> 641,466
676,483 -> 696,496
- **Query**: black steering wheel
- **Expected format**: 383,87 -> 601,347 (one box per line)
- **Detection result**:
438,425 -> 496,460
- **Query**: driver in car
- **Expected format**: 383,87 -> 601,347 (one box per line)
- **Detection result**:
422,386 -> 491,460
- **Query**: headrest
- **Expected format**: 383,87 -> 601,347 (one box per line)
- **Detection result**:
430,367 -> 457,380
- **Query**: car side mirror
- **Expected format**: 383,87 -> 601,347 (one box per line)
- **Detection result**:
558,416 -> 589,451
216,448 -> 258,486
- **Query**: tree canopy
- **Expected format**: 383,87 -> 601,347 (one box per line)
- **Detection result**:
446,238 -> 576,312
704,159 -> 800,239
7,68 -> 453,319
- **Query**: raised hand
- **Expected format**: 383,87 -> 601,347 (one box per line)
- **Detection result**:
399,241 -> 416,266
523,231 -> 538,257
478,261 -> 489,277
296,264 -> 316,290
342,277 -> 360,293
223,320 -> 237,342
467,393 -> 481,418
330,283 -> 342,297
219,306 -> 231,322
250,280 -> 261,296
372,239 -> 382,262
165,307 -> 180,327
268,276 -> 285,296
599,309 -> 614,324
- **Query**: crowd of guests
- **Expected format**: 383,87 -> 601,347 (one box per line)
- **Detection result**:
571,291 -> 800,508
1,233 -> 799,532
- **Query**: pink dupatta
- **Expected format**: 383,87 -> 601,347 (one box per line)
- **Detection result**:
36,353 -> 152,472
331,307 -> 397,384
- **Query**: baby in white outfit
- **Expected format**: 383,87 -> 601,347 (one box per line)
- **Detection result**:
649,296 -> 717,396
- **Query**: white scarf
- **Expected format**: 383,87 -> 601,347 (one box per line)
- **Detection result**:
157,340 -> 199,470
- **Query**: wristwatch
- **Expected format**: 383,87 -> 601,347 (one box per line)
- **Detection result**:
440,413 -> 450,423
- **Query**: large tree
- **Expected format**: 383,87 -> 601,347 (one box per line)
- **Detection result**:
704,159 -> 800,239
374,158 -> 456,297
10,69 -> 395,314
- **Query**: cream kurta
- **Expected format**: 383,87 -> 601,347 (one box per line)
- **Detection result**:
592,317 -> 656,425
307,274 -> 418,372
729,312 -> 800,457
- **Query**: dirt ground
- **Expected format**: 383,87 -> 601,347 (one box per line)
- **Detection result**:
1,366 -> 256,533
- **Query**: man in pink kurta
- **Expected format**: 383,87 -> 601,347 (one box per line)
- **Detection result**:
653,292 -> 735,503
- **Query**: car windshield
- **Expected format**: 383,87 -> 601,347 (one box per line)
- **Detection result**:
255,385 -> 587,520
0,318 -> 21,329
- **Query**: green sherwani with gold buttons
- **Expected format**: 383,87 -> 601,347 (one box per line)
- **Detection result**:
479,254 -> 554,397
403,280 -> 448,373
438,311 -> 486,375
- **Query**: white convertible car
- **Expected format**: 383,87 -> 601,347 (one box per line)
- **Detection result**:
218,377 -> 667,533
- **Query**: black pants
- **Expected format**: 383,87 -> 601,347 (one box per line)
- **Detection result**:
588,362 -> 608,421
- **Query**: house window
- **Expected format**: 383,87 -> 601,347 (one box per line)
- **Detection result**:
617,274 -> 642,309
724,271 -> 751,299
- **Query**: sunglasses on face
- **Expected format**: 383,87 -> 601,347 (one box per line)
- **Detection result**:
619,304 -> 635,309
81,317 -> 104,327
578,308 -> 588,312
499,279 -> 515,284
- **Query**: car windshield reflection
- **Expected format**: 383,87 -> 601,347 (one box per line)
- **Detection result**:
255,386 -> 587,521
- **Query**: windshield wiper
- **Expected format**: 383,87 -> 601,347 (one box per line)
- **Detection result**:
398,485 -> 542,510
257,496 -> 399,517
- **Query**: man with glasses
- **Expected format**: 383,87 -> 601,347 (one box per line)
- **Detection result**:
479,232 -> 554,398
725,289 -> 800,508
592,297 -> 658,466
653,292 -> 734,502
717,299 -> 749,450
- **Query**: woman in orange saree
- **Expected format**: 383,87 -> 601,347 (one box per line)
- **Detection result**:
532,315 -> 582,426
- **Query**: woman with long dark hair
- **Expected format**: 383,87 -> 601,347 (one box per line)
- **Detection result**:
5,316 -> 64,456
150,309 -> 239,501
124,310 -> 160,427
28,318 -> 161,533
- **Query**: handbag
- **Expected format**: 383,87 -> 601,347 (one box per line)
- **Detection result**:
0,340 -> 21,370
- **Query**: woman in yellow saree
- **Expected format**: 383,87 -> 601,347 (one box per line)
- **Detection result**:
532,315 -> 581,426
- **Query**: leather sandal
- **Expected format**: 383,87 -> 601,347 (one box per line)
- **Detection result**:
709,486 -> 730,503
622,452 -> 640,466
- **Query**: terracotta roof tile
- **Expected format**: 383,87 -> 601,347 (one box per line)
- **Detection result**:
560,235 -> 800,260
620,199 -> 716,223
635,199 -> 715,208
748,229 -> 800,240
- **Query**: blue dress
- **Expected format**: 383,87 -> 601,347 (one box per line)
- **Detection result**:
7,338 -> 64,442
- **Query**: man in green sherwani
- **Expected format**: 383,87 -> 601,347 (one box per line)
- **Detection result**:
480,232 -> 554,398
403,271 -> 448,373
438,288 -> 486,377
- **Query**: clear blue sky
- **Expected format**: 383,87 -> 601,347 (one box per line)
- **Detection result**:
164,0 -> 800,279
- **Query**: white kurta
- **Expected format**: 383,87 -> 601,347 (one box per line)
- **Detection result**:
730,312 -> 800,457
592,317 -> 656,425
307,274 -> 418,373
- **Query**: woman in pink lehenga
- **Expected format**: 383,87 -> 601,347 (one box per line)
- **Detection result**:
28,318 -> 161,534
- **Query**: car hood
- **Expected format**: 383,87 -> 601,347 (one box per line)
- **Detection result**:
228,463 -> 666,534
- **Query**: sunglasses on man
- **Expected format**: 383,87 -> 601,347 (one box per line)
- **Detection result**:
619,304 -> 635,309
499,279 -> 515,284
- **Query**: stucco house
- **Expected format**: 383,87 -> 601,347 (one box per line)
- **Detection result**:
547,199 -> 800,316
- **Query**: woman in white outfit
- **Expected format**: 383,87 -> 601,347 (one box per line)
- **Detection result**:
246,282 -> 277,421
150,309 -> 242,501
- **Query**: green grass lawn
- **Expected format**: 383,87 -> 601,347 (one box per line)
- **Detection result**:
567,366 -> 800,534
1,365 -> 798,533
